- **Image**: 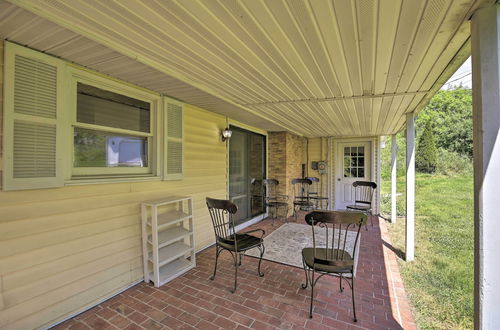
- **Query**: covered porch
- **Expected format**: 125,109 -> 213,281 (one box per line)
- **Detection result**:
1,0 -> 499,329
52,214 -> 415,330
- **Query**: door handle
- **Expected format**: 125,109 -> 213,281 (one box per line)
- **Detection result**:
337,178 -> 341,181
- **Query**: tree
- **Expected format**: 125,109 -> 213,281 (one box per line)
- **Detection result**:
416,121 -> 438,173
416,87 -> 472,158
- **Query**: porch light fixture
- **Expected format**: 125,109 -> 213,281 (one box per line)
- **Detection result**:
221,127 -> 232,142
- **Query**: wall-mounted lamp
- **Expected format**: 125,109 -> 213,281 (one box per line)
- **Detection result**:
221,127 -> 233,142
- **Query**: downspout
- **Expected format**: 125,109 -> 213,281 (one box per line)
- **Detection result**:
305,138 -> 309,177
327,137 -> 332,210
319,137 -> 325,196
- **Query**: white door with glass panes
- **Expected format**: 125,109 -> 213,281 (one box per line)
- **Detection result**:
334,142 -> 371,210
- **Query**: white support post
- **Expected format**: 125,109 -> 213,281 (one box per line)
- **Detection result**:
471,5 -> 500,329
405,113 -> 415,262
391,134 -> 397,223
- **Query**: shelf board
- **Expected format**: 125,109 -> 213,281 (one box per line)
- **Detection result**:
148,227 -> 192,249
147,210 -> 192,229
149,241 -> 192,268
142,196 -> 190,207
151,258 -> 195,286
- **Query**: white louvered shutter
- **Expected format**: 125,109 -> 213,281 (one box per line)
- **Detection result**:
163,98 -> 184,180
3,43 -> 64,190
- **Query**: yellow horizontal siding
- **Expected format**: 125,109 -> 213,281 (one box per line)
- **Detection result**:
307,137 -> 328,198
307,138 -> 322,177
0,102 -> 231,329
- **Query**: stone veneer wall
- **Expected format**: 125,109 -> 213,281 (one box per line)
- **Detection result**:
268,132 -> 305,215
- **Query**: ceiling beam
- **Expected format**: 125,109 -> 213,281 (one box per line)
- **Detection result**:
242,90 -> 429,106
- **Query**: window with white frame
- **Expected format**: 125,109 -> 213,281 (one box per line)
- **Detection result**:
71,81 -> 155,177
3,42 -> 184,190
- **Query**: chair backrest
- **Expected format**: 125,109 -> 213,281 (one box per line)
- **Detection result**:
352,181 -> 377,206
263,179 -> 279,199
306,177 -> 320,196
305,210 -> 366,268
292,178 -> 312,201
206,197 -> 237,243
251,178 -> 262,195
250,178 -> 263,205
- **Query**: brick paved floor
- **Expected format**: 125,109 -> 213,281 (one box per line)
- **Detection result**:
53,213 -> 415,330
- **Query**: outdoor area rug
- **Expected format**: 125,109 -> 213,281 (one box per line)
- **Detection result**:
245,222 -> 360,277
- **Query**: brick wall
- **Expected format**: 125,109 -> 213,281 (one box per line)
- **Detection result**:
268,132 -> 305,214
268,132 -> 287,196
285,133 -> 304,203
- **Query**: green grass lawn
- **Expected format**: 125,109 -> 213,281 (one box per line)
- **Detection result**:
381,174 -> 474,329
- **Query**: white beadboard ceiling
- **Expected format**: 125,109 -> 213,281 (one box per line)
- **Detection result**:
1,0 -> 494,137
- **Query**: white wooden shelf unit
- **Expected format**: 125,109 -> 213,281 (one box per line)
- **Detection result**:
141,196 -> 195,287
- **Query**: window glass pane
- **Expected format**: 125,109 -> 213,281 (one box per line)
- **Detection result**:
358,168 -> 365,178
351,168 -> 357,177
344,167 -> 351,177
77,83 -> 150,133
74,127 -> 148,167
344,147 -> 350,155
358,157 -> 364,167
351,157 -> 358,167
358,146 -> 365,156
344,156 -> 351,169
351,146 -> 358,156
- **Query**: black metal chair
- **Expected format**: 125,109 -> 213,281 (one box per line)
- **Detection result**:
346,181 -> 377,227
250,178 -> 264,216
301,210 -> 366,321
262,179 -> 289,225
291,178 -> 314,220
306,176 -> 329,210
206,197 -> 265,293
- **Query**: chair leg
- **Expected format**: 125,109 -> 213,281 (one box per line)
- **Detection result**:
351,276 -> 357,322
339,274 -> 344,292
301,258 -> 309,289
274,204 -> 278,226
239,251 -> 245,266
257,244 -> 265,277
230,251 -> 238,293
309,269 -> 315,318
210,246 -> 222,280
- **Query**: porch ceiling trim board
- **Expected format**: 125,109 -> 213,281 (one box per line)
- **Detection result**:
241,91 -> 430,106
6,0 -> 491,137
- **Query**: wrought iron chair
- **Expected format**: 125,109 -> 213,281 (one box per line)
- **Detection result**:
306,176 -> 329,210
301,210 -> 366,321
262,179 -> 289,225
250,178 -> 264,215
206,197 -> 265,293
346,181 -> 377,227
292,178 -> 314,220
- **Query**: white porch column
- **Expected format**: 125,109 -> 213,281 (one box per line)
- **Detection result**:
471,5 -> 500,328
405,113 -> 415,262
391,134 -> 397,223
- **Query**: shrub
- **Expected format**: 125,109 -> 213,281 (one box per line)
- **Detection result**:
416,121 -> 437,173
436,148 -> 473,176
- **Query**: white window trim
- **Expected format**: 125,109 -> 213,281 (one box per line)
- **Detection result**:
63,66 -> 162,183
3,42 -> 186,189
